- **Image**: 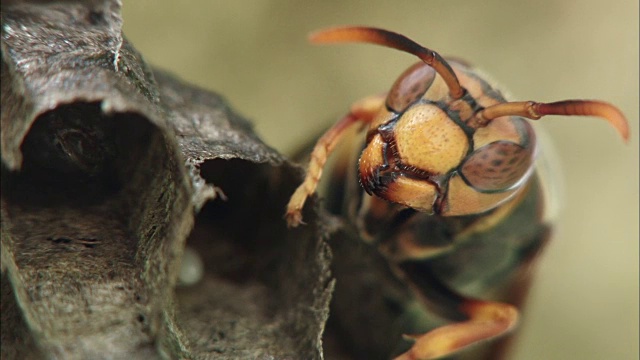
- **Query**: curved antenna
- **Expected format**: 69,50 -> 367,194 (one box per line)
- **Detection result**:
309,26 -> 465,100
475,100 -> 629,142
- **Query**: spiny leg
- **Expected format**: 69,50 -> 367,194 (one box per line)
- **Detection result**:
395,301 -> 518,360
285,95 -> 385,227
392,262 -> 519,360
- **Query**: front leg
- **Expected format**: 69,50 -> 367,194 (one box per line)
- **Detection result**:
286,94 -> 385,227
393,261 -> 519,360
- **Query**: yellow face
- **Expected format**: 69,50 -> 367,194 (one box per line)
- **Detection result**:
358,62 -> 537,216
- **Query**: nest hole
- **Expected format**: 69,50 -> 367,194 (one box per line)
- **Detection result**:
2,101 -> 173,276
184,158 -> 296,284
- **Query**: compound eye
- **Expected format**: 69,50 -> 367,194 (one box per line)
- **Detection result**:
386,62 -> 436,113
459,141 -> 534,192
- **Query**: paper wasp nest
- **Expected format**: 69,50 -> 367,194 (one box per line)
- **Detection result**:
1,2 -> 334,359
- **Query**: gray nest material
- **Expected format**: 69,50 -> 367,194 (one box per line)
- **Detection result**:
1,2 -> 333,359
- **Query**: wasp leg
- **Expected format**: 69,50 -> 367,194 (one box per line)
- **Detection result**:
286,94 -> 385,227
392,262 -> 519,360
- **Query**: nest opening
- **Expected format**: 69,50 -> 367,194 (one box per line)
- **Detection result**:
1,100 -> 177,290
183,158 -> 295,284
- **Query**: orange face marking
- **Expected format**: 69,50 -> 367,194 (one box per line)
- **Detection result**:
359,133 -> 386,190
394,104 -> 469,175
443,173 -> 522,216
473,117 -> 524,149
383,176 -> 438,213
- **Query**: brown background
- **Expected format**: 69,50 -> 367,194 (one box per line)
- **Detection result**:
122,1 -> 638,359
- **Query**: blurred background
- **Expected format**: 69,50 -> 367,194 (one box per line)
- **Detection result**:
122,1 -> 638,359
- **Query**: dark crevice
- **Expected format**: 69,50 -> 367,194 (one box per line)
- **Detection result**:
184,159 -> 284,283
176,158 -> 326,358
1,101 -> 178,357
2,102 -> 162,266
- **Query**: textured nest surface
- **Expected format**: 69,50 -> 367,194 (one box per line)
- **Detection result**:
1,2 -> 335,359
